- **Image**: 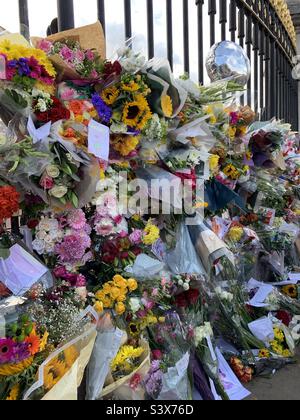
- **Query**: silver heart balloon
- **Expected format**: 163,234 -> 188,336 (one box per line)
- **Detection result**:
206,41 -> 251,87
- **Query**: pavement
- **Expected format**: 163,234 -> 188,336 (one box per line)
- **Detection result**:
246,350 -> 300,400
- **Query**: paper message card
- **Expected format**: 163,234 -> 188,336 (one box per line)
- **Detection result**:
0,244 -> 48,296
27,115 -> 51,144
88,119 -> 110,161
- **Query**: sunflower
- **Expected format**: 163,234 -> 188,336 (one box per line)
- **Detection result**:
223,164 -> 240,180
258,349 -> 270,359
51,358 -> 69,378
282,285 -> 298,299
274,327 -> 285,344
122,95 -> 152,130
121,80 -> 140,92
102,86 -> 120,105
128,322 -> 141,337
43,365 -> 59,391
161,95 -> 173,117
0,357 -> 33,376
6,384 -> 20,401
64,346 -> 79,368
112,134 -> 140,157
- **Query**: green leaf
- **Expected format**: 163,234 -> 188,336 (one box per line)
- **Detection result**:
0,248 -> 10,260
71,192 -> 79,208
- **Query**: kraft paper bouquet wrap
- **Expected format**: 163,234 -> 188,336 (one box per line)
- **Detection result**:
23,306 -> 98,400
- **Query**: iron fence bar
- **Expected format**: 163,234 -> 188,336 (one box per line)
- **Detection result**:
183,0 -> 190,74
166,0 -> 173,69
97,0 -> 106,35
18,0 -> 30,40
253,21 -> 259,114
229,0 -> 237,42
245,12 -> 252,107
259,26 -> 265,118
196,0 -> 204,85
57,0 -> 75,31
124,0 -> 132,41
219,0 -> 227,41
208,0 -> 217,46
147,0 -> 155,59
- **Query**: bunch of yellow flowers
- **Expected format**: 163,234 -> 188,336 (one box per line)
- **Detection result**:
143,222 -> 160,246
94,275 -> 138,316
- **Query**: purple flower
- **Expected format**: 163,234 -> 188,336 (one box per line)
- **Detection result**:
92,93 -> 112,125
17,58 -> 31,76
13,343 -> 31,362
144,361 -> 163,399
230,112 -> 239,126
55,230 -> 91,265
0,338 -> 16,364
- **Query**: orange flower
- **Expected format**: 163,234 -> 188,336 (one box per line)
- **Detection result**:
25,332 -> 41,356
63,127 -> 76,138
68,100 -> 84,116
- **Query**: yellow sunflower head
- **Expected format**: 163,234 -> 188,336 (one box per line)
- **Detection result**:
101,86 -> 120,105
161,95 -> 173,118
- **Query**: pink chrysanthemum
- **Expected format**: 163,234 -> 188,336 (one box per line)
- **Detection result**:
55,233 -> 90,264
67,209 -> 87,230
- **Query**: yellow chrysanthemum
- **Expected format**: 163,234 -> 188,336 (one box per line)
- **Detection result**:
161,95 -> 173,118
209,155 -> 220,171
122,95 -> 152,130
102,86 -> 120,105
111,345 -> 144,372
6,384 -> 20,401
143,223 -> 160,245
227,226 -> 244,243
274,327 -> 285,344
35,81 -> 55,95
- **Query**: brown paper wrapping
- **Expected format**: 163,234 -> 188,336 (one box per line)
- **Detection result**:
32,21 -> 106,81
32,21 -> 105,58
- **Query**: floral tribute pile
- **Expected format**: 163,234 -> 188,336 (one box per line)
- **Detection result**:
0,24 -> 300,401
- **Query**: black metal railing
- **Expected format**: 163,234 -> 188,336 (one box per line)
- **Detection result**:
15,0 -> 300,130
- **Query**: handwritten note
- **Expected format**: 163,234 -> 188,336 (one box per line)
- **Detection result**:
27,115 -> 51,144
88,119 -> 110,161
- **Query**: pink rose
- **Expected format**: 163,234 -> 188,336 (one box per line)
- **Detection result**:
60,46 -> 74,61
53,266 -> 67,278
60,87 -> 77,101
85,50 -> 95,61
90,69 -> 99,79
129,229 -> 143,245
152,350 -> 163,360
113,215 -> 123,225
40,175 -> 54,190
37,39 -> 53,54
74,50 -> 85,62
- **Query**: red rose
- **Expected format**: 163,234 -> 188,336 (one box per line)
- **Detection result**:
175,293 -> 189,308
276,310 -> 292,327
187,289 -> 200,305
27,219 -> 39,229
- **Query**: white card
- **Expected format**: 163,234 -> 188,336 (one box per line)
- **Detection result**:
88,119 -> 110,161
176,352 -> 190,376
0,244 -> 48,296
27,116 -> 51,144
0,55 -> 6,79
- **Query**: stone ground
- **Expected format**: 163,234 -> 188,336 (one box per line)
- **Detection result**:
246,350 -> 300,400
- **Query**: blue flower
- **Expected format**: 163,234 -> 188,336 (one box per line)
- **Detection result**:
92,93 -> 112,125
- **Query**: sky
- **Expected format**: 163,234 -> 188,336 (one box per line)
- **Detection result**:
0,0 -> 218,83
